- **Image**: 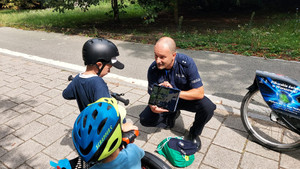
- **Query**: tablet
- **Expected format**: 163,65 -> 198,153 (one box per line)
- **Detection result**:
148,84 -> 181,112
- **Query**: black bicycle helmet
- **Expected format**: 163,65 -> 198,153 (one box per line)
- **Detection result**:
72,98 -> 122,163
82,38 -> 124,69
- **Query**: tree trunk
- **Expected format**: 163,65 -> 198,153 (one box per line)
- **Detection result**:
111,0 -> 120,22
173,0 -> 178,25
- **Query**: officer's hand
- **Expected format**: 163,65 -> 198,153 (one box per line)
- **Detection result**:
159,81 -> 173,88
149,105 -> 169,114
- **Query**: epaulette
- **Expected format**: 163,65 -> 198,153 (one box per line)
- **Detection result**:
176,55 -> 189,68
150,61 -> 157,70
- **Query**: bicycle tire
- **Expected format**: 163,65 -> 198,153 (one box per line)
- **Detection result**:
141,151 -> 172,169
241,89 -> 300,152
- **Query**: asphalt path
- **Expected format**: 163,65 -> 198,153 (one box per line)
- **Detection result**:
0,27 -> 299,102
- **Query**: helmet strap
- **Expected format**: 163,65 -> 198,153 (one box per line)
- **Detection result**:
96,62 -> 108,76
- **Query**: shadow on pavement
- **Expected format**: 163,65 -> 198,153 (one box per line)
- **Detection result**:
60,129 -> 74,149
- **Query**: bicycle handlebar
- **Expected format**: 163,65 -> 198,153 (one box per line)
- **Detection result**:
110,92 -> 130,106
67,75 -> 130,106
68,75 -> 74,81
122,130 -> 139,147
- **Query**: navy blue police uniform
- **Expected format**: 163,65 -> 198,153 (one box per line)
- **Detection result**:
139,53 -> 216,136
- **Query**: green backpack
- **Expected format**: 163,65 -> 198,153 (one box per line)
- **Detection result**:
156,136 -> 195,168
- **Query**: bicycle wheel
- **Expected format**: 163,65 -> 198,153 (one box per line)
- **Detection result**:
241,89 -> 300,152
141,151 -> 172,169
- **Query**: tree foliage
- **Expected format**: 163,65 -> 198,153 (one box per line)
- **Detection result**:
44,0 -> 130,22
138,0 -> 300,24
44,0 -> 99,13
137,0 -> 171,24
1,0 -> 43,9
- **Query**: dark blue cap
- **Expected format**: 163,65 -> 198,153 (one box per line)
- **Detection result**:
168,138 -> 197,155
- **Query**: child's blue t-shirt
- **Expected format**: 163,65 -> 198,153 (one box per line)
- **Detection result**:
90,144 -> 145,169
62,74 -> 111,112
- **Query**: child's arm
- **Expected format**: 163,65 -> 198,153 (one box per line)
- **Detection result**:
122,122 -> 138,132
62,82 -> 75,100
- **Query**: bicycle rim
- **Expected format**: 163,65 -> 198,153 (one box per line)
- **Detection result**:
241,89 -> 300,152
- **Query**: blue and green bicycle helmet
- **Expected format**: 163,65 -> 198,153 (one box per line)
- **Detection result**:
72,98 -> 122,163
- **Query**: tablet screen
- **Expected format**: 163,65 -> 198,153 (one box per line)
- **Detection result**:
148,84 -> 180,112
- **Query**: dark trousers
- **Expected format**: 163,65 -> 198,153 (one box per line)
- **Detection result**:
139,96 -> 216,136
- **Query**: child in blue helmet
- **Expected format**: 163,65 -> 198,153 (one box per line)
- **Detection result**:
73,98 -> 145,169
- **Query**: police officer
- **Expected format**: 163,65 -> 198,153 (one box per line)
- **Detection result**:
139,37 -> 216,150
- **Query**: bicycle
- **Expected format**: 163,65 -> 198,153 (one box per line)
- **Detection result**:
240,70 -> 300,152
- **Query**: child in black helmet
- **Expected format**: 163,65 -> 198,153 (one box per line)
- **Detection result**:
63,38 -> 136,131
63,38 -> 124,112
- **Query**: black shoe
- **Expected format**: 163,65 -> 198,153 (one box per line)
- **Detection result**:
166,110 -> 181,128
185,133 -> 202,151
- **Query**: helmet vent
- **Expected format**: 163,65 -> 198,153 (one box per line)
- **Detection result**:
97,118 -> 108,135
73,132 -> 77,142
80,141 -> 93,156
109,138 -> 119,152
98,102 -> 102,107
92,110 -> 98,120
83,115 -> 87,128
107,105 -> 112,111
78,129 -> 81,137
77,115 -> 81,125
88,125 -> 92,135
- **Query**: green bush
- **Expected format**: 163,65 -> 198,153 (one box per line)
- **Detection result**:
0,0 -> 43,9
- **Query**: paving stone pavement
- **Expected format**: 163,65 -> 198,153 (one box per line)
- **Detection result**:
0,54 -> 299,169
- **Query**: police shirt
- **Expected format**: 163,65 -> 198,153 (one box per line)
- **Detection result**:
147,53 -> 203,94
